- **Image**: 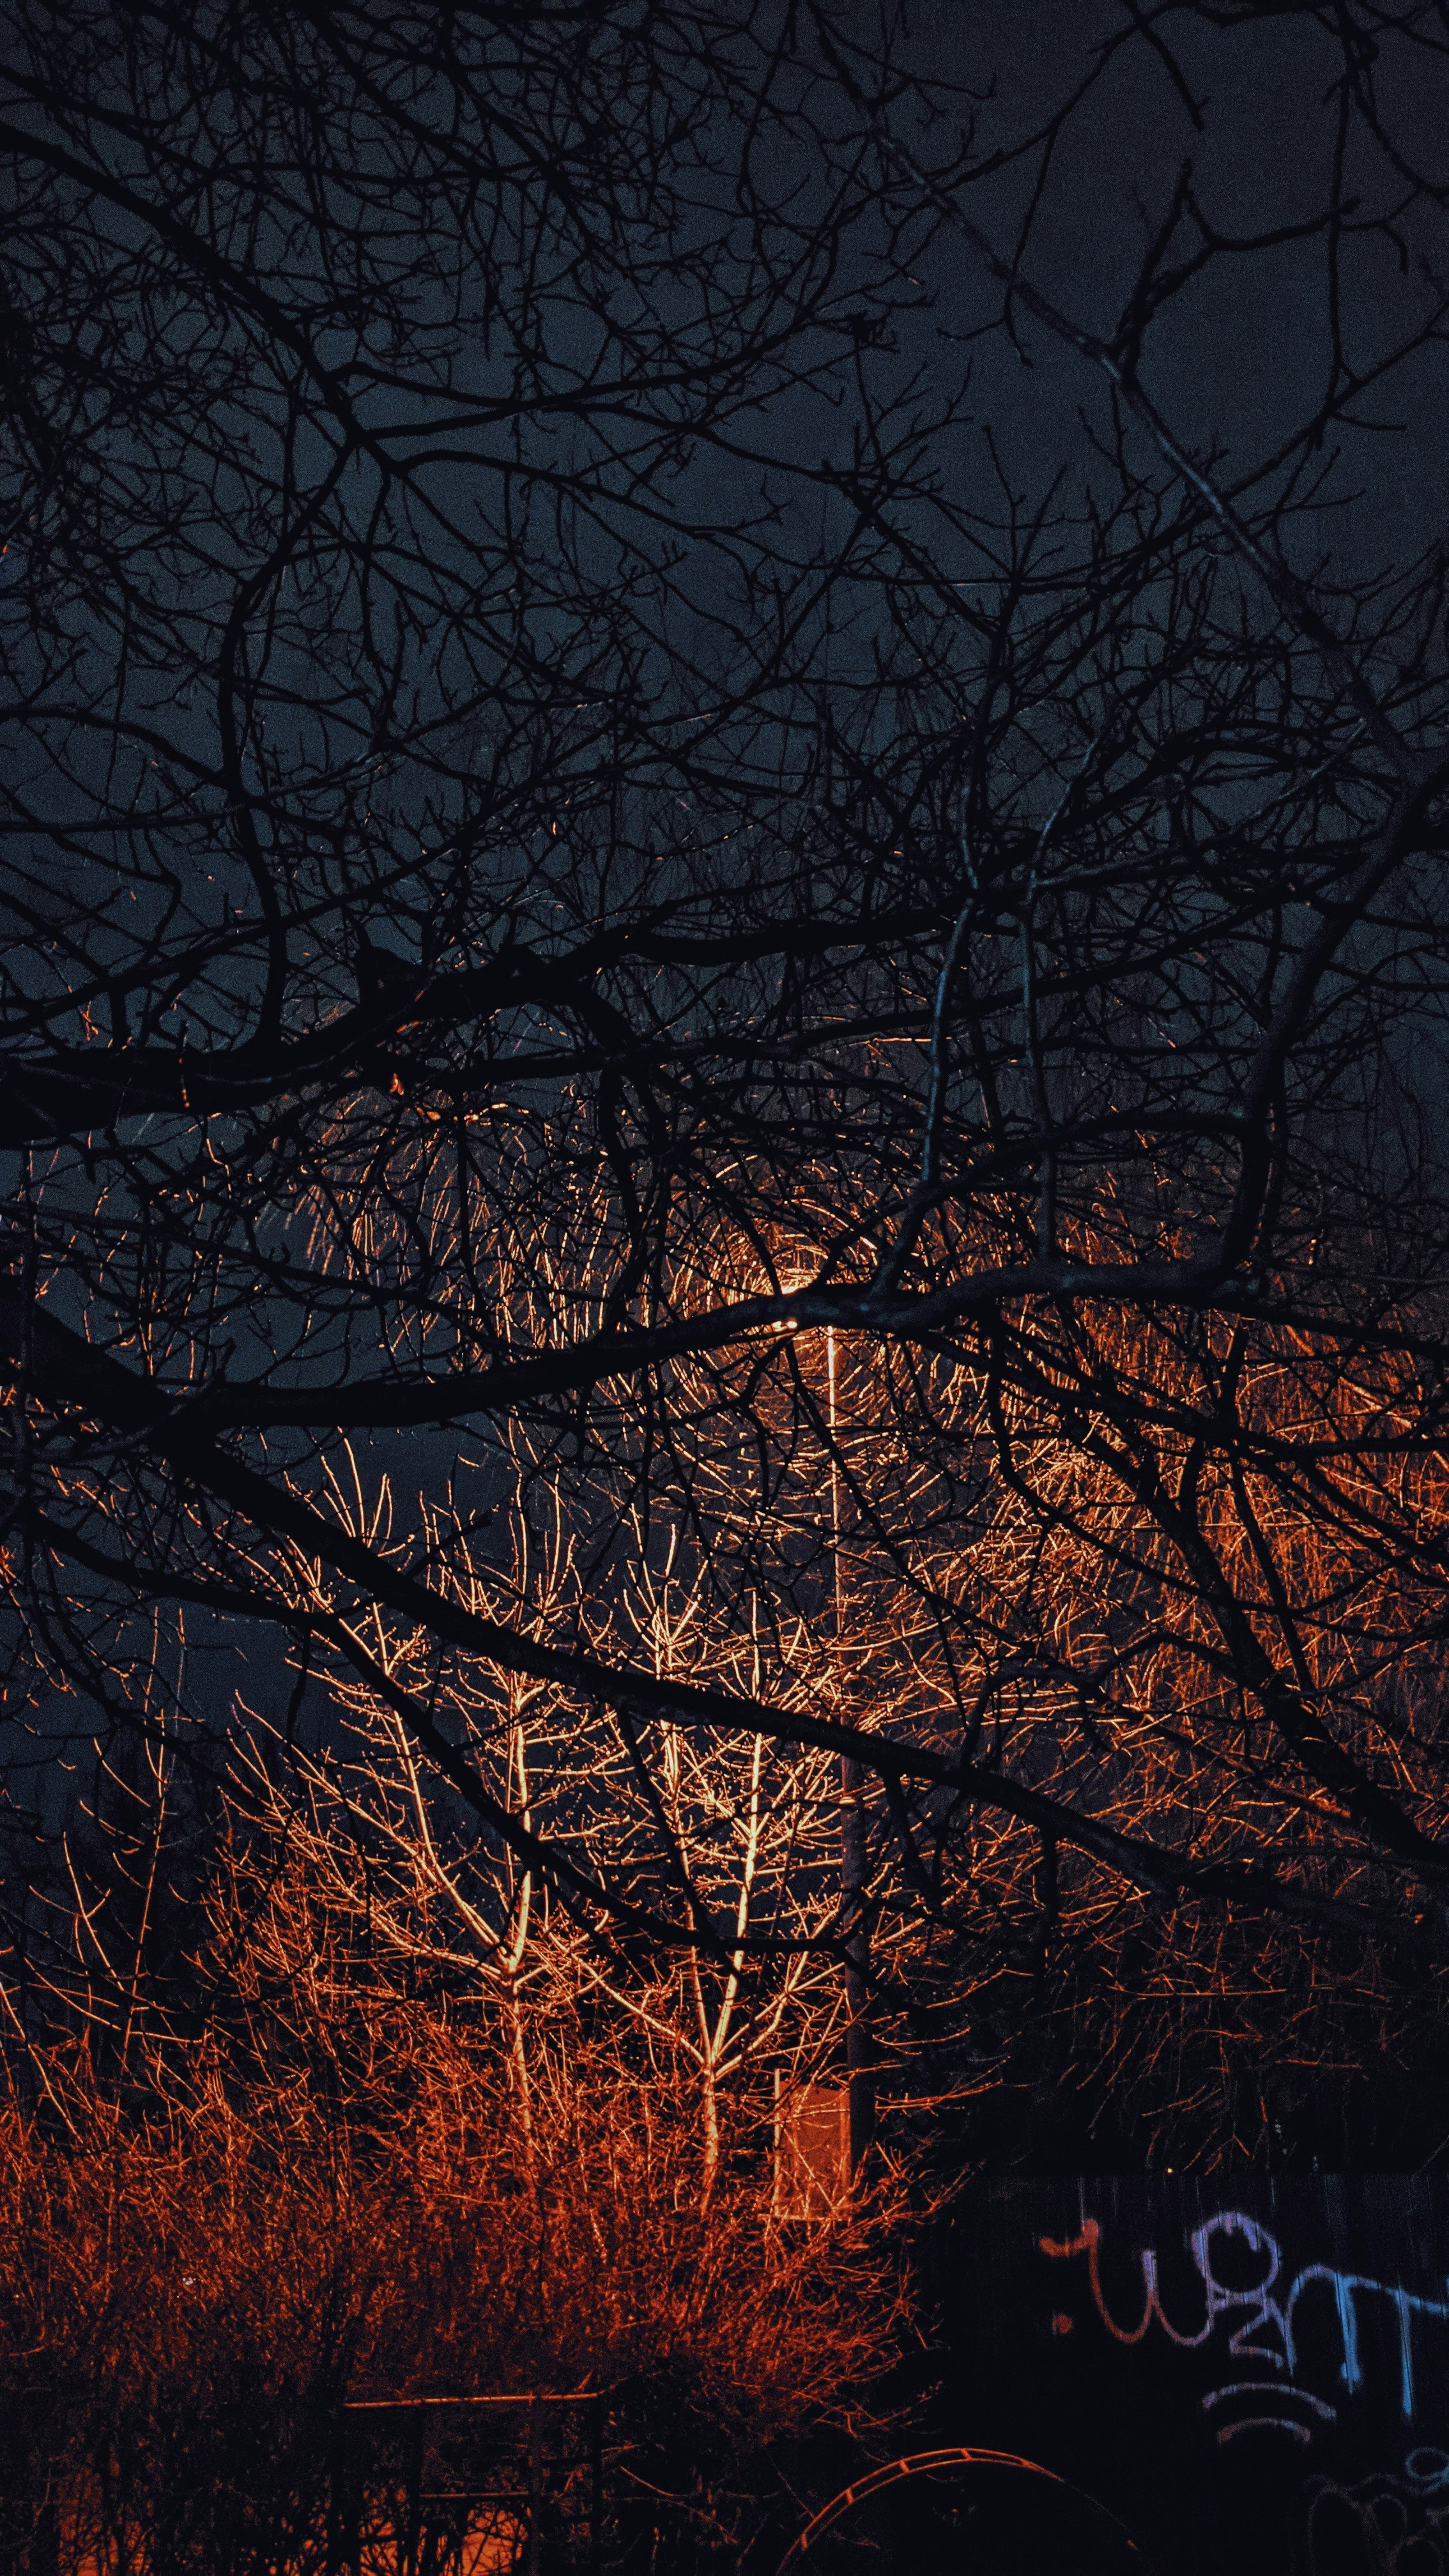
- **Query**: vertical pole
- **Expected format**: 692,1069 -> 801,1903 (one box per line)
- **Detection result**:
351,2424 -> 365,2576
588,2398 -> 602,2576
332,2411 -> 362,2576
528,2399 -> 542,2576
828,1326 -> 874,2177
325,2419 -> 342,2576
404,2410 -> 424,2576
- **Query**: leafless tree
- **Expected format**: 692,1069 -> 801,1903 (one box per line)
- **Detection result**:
7,0 -> 1449,2165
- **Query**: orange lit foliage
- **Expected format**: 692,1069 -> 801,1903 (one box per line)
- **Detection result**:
238,1153 -> 1449,2170
615,1196 -> 1449,2165
859,1296 -> 1449,2166
256,1171 -> 1449,2171
0,1832 -> 906,2576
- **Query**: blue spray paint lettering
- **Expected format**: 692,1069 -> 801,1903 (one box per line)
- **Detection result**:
1041,2209 -> 1449,2425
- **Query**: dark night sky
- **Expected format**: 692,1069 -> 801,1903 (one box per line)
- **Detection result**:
898,4 -> 1448,572
6,1 -> 1448,1873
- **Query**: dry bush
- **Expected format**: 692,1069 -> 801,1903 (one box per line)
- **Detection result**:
0,1843 -> 910,2576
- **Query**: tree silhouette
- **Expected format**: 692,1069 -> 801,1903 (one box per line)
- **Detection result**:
6,0 -> 1449,2163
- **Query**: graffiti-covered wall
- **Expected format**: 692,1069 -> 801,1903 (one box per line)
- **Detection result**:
934,2179 -> 1449,2573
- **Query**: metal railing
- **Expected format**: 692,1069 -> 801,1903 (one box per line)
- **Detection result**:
329,2395 -> 602,2576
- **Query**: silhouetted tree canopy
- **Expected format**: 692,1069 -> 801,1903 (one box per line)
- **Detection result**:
6,0 -> 1449,2166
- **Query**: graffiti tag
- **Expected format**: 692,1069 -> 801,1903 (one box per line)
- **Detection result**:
1042,2210 -> 1449,2444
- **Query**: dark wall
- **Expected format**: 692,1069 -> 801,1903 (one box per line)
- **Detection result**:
923,2177 -> 1449,2573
